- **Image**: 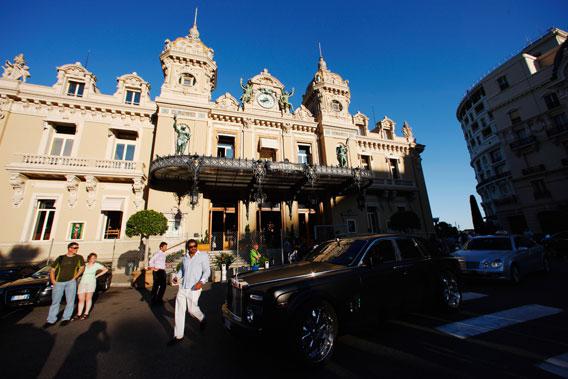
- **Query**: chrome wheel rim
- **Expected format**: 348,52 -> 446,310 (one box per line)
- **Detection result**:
441,273 -> 461,309
299,305 -> 335,362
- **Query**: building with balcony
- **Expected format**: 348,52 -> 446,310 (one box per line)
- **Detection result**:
0,19 -> 434,265
457,28 -> 568,234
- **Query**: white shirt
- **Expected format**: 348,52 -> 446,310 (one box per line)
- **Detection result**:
176,251 -> 211,289
149,250 -> 166,270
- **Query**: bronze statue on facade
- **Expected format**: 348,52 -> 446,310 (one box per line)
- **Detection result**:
239,78 -> 253,106
172,114 -> 191,155
279,88 -> 295,113
336,144 -> 348,167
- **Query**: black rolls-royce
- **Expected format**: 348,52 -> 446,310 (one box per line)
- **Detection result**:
0,264 -> 112,309
222,234 -> 462,365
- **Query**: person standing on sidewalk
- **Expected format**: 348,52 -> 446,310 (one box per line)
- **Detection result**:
148,241 -> 168,306
168,239 -> 210,345
44,242 -> 85,328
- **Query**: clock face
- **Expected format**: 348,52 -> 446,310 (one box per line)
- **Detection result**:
257,92 -> 275,109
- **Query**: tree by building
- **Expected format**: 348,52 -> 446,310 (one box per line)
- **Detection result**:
125,210 -> 168,266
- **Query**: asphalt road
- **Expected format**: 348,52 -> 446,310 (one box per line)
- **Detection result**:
1,259 -> 568,379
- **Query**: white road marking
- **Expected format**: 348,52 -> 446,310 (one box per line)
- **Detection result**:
538,353 -> 568,378
436,304 -> 563,339
462,292 -> 487,301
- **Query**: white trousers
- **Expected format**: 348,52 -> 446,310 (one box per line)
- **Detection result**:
174,287 -> 204,339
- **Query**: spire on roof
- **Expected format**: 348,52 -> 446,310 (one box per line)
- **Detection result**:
189,7 -> 200,40
317,42 -> 327,71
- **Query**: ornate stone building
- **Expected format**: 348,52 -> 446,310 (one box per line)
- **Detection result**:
0,19 -> 433,264
457,28 -> 568,234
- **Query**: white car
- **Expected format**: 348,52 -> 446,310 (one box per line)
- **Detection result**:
451,235 -> 550,283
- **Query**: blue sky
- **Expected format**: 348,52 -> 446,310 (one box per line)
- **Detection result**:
1,0 -> 567,229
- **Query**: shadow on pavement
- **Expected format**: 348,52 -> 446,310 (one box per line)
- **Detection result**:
54,320 -> 110,379
1,322 -> 55,378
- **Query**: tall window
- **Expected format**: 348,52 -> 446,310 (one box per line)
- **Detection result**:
497,75 -> 509,91
543,93 -> 560,110
114,143 -> 136,161
125,90 -> 141,105
102,211 -> 123,239
367,206 -> 380,233
298,145 -> 311,164
67,81 -> 85,97
490,149 -> 502,163
361,155 -> 371,170
389,158 -> 400,180
32,199 -> 56,240
509,109 -> 522,125
217,135 -> 235,158
552,113 -> 568,128
50,124 -> 76,156
531,179 -> 549,198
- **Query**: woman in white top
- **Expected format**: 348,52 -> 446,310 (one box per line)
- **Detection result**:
73,253 -> 108,320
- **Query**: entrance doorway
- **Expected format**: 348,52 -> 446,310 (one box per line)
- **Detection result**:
257,210 -> 282,248
210,204 -> 237,251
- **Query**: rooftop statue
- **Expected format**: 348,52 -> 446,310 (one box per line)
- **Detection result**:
402,121 -> 413,141
279,88 -> 295,113
2,54 -> 30,82
239,78 -> 253,107
172,114 -> 191,155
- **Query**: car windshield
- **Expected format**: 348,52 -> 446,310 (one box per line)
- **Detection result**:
32,266 -> 51,278
304,239 -> 367,265
464,238 -> 512,251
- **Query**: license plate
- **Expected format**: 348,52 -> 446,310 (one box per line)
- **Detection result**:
11,294 -> 30,301
224,318 -> 231,330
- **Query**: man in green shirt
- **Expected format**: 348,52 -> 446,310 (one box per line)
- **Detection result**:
249,242 -> 262,270
44,242 -> 85,327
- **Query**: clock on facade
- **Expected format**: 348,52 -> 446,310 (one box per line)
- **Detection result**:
256,92 -> 275,108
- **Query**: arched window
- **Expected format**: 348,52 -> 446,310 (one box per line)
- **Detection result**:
331,100 -> 343,112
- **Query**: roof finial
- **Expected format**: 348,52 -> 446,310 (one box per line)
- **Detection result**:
317,42 -> 327,71
189,7 -> 200,40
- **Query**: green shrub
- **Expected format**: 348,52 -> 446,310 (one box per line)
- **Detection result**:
212,252 -> 236,270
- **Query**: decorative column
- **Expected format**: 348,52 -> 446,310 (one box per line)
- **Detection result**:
85,175 -> 98,208
65,175 -> 81,208
9,173 -> 27,208
132,176 -> 146,210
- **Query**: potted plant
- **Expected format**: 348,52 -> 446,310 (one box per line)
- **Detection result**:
212,252 -> 236,282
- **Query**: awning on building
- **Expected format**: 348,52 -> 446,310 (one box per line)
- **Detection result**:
148,155 -> 374,206
101,197 -> 125,211
259,138 -> 279,150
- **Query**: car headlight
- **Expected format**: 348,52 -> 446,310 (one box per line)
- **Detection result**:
246,307 -> 255,323
491,259 -> 503,268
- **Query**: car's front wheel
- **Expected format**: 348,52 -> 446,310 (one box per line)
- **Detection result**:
290,300 -> 338,366
510,264 -> 521,284
439,270 -> 462,312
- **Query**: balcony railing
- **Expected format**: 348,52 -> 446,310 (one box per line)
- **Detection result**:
7,154 -> 146,177
534,191 -> 551,200
477,171 -> 511,188
546,123 -> 568,138
522,164 -> 546,176
493,195 -> 517,206
509,135 -> 538,150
